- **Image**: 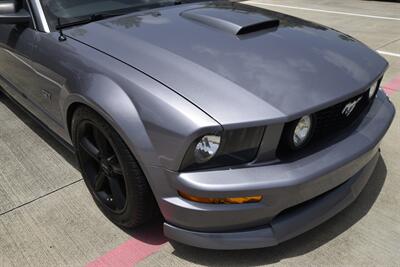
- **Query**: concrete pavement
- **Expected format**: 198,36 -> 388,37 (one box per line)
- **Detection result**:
0,0 -> 399,266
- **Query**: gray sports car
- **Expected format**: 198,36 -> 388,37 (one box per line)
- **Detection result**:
0,0 -> 395,249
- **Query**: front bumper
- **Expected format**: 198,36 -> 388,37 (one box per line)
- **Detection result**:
156,92 -> 395,249
164,151 -> 379,249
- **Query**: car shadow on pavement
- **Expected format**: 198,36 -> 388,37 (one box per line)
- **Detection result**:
0,93 -> 79,169
123,217 -> 168,245
170,156 -> 387,266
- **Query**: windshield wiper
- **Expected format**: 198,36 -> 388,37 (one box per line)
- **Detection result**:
55,0 -> 191,32
54,0 -> 196,41
56,12 -> 125,31
55,0 -> 198,32
56,12 -> 129,41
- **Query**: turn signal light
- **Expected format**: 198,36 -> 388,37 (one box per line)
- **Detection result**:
178,191 -> 262,204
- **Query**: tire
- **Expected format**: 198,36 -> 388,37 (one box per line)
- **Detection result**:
71,106 -> 157,228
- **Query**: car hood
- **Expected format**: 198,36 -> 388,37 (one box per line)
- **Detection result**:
66,1 -> 387,127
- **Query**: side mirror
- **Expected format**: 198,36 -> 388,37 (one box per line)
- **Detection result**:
0,1 -> 31,24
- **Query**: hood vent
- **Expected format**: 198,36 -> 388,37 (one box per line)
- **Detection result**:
236,19 -> 279,35
181,7 -> 279,35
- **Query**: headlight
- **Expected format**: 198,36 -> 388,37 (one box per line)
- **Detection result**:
194,135 -> 221,163
293,115 -> 313,148
181,127 -> 265,171
369,80 -> 379,99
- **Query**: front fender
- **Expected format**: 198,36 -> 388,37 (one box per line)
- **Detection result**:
63,72 -> 221,172
31,33 -> 220,206
63,74 -> 158,166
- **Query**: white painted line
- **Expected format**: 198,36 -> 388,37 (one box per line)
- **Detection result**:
245,2 -> 400,21
377,50 -> 400,58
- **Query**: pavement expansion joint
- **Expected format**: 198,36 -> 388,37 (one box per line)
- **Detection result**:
0,179 -> 83,217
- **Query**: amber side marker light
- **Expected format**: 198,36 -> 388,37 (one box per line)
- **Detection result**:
178,191 -> 262,204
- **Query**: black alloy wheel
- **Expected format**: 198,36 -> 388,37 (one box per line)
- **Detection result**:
78,122 -> 127,213
72,107 -> 156,227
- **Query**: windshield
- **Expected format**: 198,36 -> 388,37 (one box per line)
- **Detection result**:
40,0 -> 180,30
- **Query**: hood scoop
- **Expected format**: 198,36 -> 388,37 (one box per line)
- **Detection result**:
181,7 -> 279,35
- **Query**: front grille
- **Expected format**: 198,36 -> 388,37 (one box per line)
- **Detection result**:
313,90 -> 370,138
277,89 -> 375,156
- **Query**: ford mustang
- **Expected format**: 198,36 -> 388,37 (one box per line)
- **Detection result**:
0,0 -> 395,249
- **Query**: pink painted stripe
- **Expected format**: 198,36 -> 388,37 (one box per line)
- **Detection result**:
382,75 -> 400,96
86,222 -> 167,267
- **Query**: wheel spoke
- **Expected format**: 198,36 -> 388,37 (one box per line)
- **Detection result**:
107,176 -> 126,210
106,155 -> 123,176
80,137 -> 100,161
94,171 -> 107,191
93,128 -> 110,157
111,164 -> 123,176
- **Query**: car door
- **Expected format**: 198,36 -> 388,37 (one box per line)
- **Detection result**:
0,0 -> 66,137
0,6 -> 36,106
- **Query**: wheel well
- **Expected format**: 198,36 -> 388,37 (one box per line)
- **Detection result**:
66,102 -> 161,218
66,102 -> 87,139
